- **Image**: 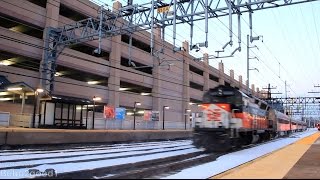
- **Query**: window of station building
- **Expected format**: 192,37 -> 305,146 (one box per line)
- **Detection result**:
189,81 -> 203,91
0,13 -> 43,39
121,34 -> 151,53
120,57 -> 152,75
59,4 -> 88,21
189,65 -> 203,76
120,81 -> 152,95
225,82 -> 231,87
209,74 -> 219,82
0,50 -> 40,72
27,0 -> 47,8
69,44 -> 109,60
55,65 -> 108,87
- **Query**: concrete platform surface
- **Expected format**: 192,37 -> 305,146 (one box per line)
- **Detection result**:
212,132 -> 320,179
0,127 -> 192,146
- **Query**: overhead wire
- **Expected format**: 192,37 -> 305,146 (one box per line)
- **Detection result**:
2,0 -> 270,98
214,16 -> 284,90
0,34 -> 195,100
238,10 -> 302,96
0,1 -> 196,88
2,0 -> 239,87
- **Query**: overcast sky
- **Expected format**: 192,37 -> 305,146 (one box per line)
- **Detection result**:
92,0 -> 320,98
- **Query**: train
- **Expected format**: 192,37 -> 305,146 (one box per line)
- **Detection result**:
192,85 -> 307,151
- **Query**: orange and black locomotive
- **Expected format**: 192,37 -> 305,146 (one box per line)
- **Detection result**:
193,85 -> 307,151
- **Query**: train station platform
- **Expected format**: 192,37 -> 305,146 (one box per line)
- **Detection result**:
0,127 -> 192,147
211,131 -> 320,179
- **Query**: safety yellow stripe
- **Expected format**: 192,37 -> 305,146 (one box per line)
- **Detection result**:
211,132 -> 320,179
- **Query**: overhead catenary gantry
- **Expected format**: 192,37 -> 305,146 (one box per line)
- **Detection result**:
41,0 -> 319,95
265,96 -> 320,119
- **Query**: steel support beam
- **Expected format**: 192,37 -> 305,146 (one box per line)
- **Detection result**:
42,0 -> 319,94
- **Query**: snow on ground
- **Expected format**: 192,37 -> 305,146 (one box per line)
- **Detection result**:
162,129 -> 318,179
1,145 -> 195,169
0,140 -> 191,156
0,141 -> 192,161
0,129 -> 317,179
0,148 -> 202,179
0,140 -> 200,179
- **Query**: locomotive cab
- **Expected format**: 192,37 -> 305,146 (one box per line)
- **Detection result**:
193,85 -> 273,152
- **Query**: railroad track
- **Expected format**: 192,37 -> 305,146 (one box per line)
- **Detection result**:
0,140 -> 217,179
1,133 -> 305,179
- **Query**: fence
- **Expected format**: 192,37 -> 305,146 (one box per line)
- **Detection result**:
9,114 -> 40,128
87,118 -> 192,130
0,111 -> 10,127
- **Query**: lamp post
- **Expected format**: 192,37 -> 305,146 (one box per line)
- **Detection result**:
163,106 -> 169,130
92,96 -> 101,129
32,88 -> 43,128
185,109 -> 191,130
133,101 -> 141,130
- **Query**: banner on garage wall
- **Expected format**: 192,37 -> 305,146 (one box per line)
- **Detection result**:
104,106 -> 115,119
144,110 -> 152,121
115,107 -> 126,120
151,111 -> 160,121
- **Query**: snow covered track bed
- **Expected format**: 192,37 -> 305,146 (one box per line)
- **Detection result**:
0,140 -> 217,179
1,130 -> 316,179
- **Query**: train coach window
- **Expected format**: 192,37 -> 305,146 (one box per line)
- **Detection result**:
278,119 -> 290,124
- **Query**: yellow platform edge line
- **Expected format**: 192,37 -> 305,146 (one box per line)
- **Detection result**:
210,131 -> 320,179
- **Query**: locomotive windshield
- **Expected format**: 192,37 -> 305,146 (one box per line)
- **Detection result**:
203,85 -> 243,111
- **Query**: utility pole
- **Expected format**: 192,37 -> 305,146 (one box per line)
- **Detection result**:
284,80 -> 289,115
247,34 -> 249,94
262,83 -> 282,112
246,35 -> 260,95
262,84 -> 280,100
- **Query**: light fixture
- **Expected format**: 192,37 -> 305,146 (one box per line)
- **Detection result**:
54,72 -> 63,77
141,93 -> 151,96
127,112 -> 134,115
88,81 -> 99,85
164,106 -> 170,109
119,87 -> 130,91
7,87 -> 22,91
52,96 -> 62,99
137,110 -> 145,114
0,92 -> 10,96
135,102 -> 141,106
186,109 -> 191,112
9,26 -> 23,32
0,61 -> 11,66
0,98 -> 12,101
36,88 -> 44,93
93,96 -> 102,101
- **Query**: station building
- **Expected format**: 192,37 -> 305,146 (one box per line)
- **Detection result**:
0,0 -> 265,129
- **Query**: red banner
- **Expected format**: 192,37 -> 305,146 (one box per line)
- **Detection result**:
144,110 -> 152,121
104,106 -> 115,119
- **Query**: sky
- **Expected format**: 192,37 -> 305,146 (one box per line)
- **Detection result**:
91,0 -> 320,98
